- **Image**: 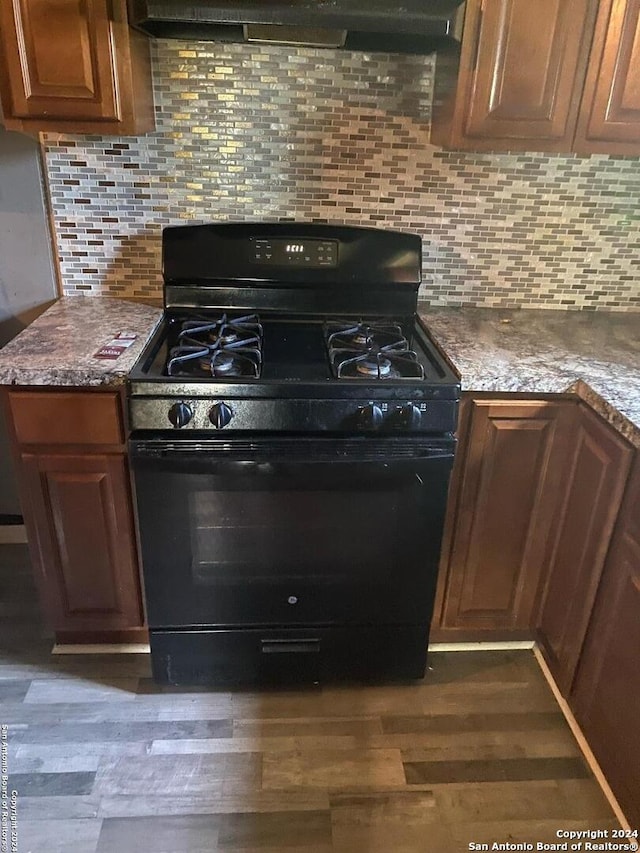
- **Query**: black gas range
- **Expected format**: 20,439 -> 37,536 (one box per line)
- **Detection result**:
128,224 -> 459,434
128,223 -> 460,686
128,311 -> 458,434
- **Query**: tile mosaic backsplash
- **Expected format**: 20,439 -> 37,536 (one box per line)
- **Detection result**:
43,40 -> 640,310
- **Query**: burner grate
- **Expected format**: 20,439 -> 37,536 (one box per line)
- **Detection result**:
167,313 -> 263,378
324,319 -> 425,380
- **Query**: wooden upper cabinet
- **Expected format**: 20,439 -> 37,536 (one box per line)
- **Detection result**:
2,0 -> 119,122
462,0 -> 596,149
0,0 -> 154,134
574,0 -> 640,154
432,0 -> 640,153
536,405 -> 633,697
435,0 -> 598,152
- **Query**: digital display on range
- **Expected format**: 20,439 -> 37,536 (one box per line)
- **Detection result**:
253,238 -> 338,267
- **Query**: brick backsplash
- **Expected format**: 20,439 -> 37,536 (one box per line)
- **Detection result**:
42,40 -> 640,310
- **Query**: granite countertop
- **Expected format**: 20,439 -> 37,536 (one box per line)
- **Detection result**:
0,297 -> 162,387
420,306 -> 640,448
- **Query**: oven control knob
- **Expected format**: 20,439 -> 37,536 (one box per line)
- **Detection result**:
209,401 -> 234,429
168,402 -> 193,428
357,403 -> 383,429
398,404 -> 422,430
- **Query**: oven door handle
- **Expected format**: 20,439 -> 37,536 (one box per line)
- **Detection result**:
261,638 -> 320,655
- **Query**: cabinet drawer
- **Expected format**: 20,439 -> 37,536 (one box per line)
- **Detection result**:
149,625 -> 429,686
8,391 -> 124,446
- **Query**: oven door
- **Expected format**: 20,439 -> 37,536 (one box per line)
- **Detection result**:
129,435 -> 454,629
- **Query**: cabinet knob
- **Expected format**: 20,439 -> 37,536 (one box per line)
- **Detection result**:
167,402 -> 193,428
209,402 -> 233,429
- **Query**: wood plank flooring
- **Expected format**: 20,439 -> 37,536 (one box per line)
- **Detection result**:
0,542 -> 620,852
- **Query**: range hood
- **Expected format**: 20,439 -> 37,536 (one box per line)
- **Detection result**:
128,0 -> 466,55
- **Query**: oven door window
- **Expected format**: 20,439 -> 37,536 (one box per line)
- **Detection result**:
132,442 -> 453,628
190,486 -> 398,586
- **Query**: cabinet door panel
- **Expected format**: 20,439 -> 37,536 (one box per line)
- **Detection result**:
21,452 -> 143,632
47,469 -> 120,613
1,0 -> 119,121
456,0 -> 596,149
572,455 -> 640,827
537,407 -> 633,695
438,399 -> 573,634
575,0 -> 640,153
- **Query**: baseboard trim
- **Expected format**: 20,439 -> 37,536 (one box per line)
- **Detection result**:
0,524 -> 27,544
52,643 -> 151,655
52,639 -> 532,656
429,640 -> 535,652
533,645 -> 630,831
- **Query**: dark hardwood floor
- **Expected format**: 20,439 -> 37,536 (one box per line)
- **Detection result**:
0,542 -> 619,852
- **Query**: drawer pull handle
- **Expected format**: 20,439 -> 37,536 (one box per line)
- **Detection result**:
261,639 -> 320,655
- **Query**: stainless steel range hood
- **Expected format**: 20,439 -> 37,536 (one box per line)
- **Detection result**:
128,0 -> 466,54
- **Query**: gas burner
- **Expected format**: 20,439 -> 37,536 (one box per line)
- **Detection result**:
356,355 -> 392,378
324,318 -> 425,380
166,344 -> 210,376
332,348 -> 424,380
325,320 -> 408,352
209,351 -> 239,375
179,313 -> 263,348
167,314 -> 263,379
210,345 -> 262,378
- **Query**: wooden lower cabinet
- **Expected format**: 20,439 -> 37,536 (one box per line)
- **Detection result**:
433,397 -> 575,638
536,404 -> 633,695
433,394 -> 638,821
20,451 -> 144,636
571,453 -> 640,827
4,388 -> 145,642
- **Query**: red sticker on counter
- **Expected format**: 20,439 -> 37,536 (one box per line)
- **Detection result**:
93,331 -> 138,360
